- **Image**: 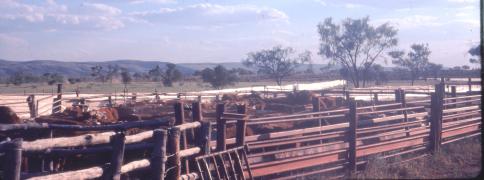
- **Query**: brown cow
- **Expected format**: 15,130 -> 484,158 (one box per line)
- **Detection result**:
0,106 -> 22,124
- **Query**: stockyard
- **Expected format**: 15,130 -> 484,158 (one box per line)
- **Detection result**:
0,77 -> 481,180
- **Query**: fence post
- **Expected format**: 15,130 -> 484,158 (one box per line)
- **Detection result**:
216,103 -> 226,151
174,101 -> 189,175
155,89 -> 160,102
151,129 -> 168,180
52,83 -> 62,114
199,121 -> 212,155
451,86 -> 457,108
373,93 -> 378,103
105,132 -> 125,180
429,83 -> 444,154
394,88 -> 402,103
167,128 -> 181,180
108,96 -> 113,107
27,94 -> 37,118
400,90 -> 410,137
236,104 -> 247,147
468,77 -> 472,94
347,99 -> 357,173
3,138 -> 22,180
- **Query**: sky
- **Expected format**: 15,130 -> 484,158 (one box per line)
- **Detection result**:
0,0 -> 480,67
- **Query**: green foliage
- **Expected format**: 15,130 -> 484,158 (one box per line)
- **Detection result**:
42,73 -> 65,85
468,44 -> 481,65
148,63 -> 183,87
317,16 -> 398,88
120,68 -> 132,85
199,65 -> 238,89
389,43 -> 431,85
243,46 -> 311,86
67,78 -> 81,84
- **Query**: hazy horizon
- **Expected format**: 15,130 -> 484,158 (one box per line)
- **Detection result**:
0,0 -> 480,67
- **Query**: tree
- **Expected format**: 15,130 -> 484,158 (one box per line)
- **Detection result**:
462,65 -> 470,70
42,73 -> 64,85
317,16 -> 398,88
148,63 -> 182,87
389,43 -> 431,85
120,68 -> 132,88
243,46 -> 311,86
366,64 -> 387,85
424,62 -> 443,79
468,44 -> 481,65
91,65 -> 107,82
199,65 -> 238,89
106,65 -> 120,83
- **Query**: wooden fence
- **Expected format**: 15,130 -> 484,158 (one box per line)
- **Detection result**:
0,81 -> 481,179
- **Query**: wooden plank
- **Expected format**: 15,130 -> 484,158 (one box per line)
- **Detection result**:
442,125 -> 480,138
250,152 -> 342,177
150,129 -> 167,180
356,136 -> 426,157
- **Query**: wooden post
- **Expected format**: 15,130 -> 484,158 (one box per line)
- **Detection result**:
174,102 -> 189,175
400,90 -> 410,137
468,77 -> 472,93
167,128 -> 181,180
75,88 -> 80,98
216,103 -> 226,151
347,99 -> 357,172
236,104 -> 247,147
199,121 -> 212,155
429,92 -> 443,154
312,96 -> 321,112
3,138 -> 22,180
177,93 -> 181,99
52,83 -> 62,114
451,86 -> 457,108
105,133 -> 125,180
108,96 -> 113,107
151,129 -> 168,180
27,94 -> 37,118
394,89 -> 402,103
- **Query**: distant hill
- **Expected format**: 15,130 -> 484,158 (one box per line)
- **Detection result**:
0,59 -> 196,77
0,59 -> 337,78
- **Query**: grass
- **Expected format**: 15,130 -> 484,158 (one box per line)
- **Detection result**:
0,80 -> 304,94
354,136 -> 482,179
0,79 -> 442,95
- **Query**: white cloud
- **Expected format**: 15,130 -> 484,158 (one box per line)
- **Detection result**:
344,3 -> 364,9
447,0 -> 478,3
0,0 -> 126,31
129,0 -> 176,4
130,3 -> 289,27
313,0 -> 327,6
375,15 -> 443,29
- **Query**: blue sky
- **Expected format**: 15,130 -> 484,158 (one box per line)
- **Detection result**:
0,0 -> 480,67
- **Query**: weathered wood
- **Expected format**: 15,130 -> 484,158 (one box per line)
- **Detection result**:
175,121 -> 201,131
236,104 -> 247,147
216,103 -> 226,151
429,92 -> 443,153
347,99 -> 357,172
52,84 -> 62,114
200,121 -> 212,155
151,129 -> 168,180
120,159 -> 150,174
167,128 -> 181,180
105,133 -> 125,180
25,166 -> 104,180
174,101 -> 190,175
27,95 -> 37,118
3,138 -> 22,180
395,89 -> 402,103
373,93 -> 378,103
451,86 -> 457,108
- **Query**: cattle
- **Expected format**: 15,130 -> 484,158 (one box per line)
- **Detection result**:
0,106 -> 22,124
